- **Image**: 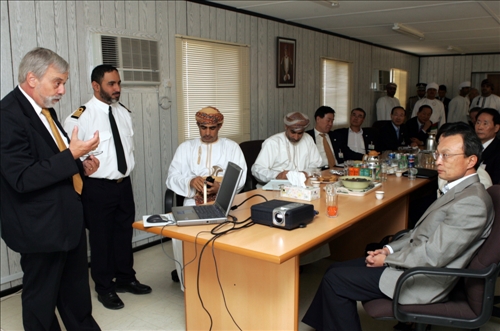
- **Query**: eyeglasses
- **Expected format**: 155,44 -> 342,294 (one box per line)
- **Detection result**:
432,151 -> 466,161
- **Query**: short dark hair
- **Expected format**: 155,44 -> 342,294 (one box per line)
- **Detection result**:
476,108 -> 500,126
418,104 -> 432,114
438,84 -> 447,91
91,64 -> 118,84
391,106 -> 405,115
351,107 -> 366,118
469,107 -> 482,115
437,122 -> 482,169
314,106 -> 335,119
481,79 -> 494,90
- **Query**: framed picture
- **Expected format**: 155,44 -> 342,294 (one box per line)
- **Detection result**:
277,37 -> 296,88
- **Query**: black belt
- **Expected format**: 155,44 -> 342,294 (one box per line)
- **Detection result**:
88,176 -> 129,184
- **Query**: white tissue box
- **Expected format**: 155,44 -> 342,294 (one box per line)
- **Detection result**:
281,185 -> 320,201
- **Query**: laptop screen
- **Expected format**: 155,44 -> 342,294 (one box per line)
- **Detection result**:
214,162 -> 243,216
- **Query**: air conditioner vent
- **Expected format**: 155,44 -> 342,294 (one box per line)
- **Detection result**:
101,36 -> 119,67
93,34 -> 160,85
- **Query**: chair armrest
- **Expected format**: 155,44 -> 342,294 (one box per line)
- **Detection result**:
392,263 -> 500,327
392,229 -> 410,242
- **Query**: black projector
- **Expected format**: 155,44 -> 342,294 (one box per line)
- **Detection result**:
251,199 -> 315,230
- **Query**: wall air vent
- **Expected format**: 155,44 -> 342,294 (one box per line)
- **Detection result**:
93,34 -> 160,85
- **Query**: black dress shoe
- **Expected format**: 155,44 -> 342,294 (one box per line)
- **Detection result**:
115,281 -> 152,295
171,269 -> 180,283
98,292 -> 124,310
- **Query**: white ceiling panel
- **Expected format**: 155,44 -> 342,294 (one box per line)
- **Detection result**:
206,0 -> 500,55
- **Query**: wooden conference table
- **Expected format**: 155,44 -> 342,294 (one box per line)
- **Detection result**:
133,174 -> 433,330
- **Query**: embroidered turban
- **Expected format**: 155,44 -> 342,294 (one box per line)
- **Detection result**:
195,106 -> 224,125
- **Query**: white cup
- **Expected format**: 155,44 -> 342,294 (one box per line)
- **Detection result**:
395,170 -> 403,178
375,191 -> 385,200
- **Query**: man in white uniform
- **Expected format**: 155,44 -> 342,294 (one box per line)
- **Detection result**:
470,79 -> 500,112
251,112 -> 322,184
412,82 -> 446,129
166,106 -> 247,289
65,65 -> 151,310
376,82 -> 400,121
448,81 -> 471,123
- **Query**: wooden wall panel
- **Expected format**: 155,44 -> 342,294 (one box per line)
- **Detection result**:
420,54 -> 500,97
0,0 -> 13,99
187,1 -> 200,37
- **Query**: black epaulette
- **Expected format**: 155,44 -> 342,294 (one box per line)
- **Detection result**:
70,106 -> 86,119
119,102 -> 131,113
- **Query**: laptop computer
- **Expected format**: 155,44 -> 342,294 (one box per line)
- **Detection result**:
171,162 -> 243,226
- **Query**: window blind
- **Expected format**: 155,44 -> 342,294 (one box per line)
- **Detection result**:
321,58 -> 351,128
176,36 -> 250,144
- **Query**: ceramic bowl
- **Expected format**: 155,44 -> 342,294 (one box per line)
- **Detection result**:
339,176 -> 372,190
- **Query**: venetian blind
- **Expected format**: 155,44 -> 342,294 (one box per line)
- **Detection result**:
391,68 -> 408,108
176,36 -> 250,144
321,58 -> 351,128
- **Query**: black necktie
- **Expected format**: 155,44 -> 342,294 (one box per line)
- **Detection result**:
109,106 -> 127,174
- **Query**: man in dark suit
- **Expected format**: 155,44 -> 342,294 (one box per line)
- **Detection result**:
306,106 -> 346,167
378,106 -> 411,152
406,82 -> 426,121
332,108 -> 378,160
407,104 -> 433,148
475,108 -> 500,184
0,48 -> 101,330
302,123 -> 494,331
438,84 -> 451,120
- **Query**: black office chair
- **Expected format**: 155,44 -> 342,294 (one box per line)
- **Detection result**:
164,188 -> 184,213
239,139 -> 264,192
363,184 -> 500,331
164,188 -> 184,283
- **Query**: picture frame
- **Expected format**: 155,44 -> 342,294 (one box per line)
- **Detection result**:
277,37 -> 296,88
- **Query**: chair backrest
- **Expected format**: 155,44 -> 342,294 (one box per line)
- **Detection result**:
371,120 -> 390,131
239,140 -> 264,191
464,184 -> 500,315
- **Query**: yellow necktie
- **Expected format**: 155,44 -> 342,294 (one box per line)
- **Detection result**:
320,133 -> 336,168
41,109 -> 83,194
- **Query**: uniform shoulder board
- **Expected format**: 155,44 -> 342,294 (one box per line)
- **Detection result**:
70,106 -> 86,119
119,102 -> 131,113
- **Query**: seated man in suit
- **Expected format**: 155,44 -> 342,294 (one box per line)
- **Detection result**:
475,108 -> 500,184
304,106 -> 344,168
252,112 -> 322,183
378,106 -> 411,152
333,107 -> 378,160
407,104 -> 433,148
302,122 -> 494,331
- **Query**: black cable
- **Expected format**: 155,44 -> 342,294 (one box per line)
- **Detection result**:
230,193 -> 268,210
191,194 -> 264,329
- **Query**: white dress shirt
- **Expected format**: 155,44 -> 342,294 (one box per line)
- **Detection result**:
64,96 -> 135,179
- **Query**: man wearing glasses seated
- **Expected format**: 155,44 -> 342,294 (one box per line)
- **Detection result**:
302,122 -> 494,331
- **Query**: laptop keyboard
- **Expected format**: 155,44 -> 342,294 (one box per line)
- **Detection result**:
194,205 -> 224,219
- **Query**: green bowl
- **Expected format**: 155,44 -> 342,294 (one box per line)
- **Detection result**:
339,176 -> 372,190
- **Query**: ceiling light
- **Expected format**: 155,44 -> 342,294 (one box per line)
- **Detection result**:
328,1 -> 339,7
447,45 -> 465,54
392,23 -> 425,41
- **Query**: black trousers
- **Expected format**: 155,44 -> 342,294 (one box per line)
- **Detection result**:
302,258 -> 388,331
20,227 -> 100,331
82,177 -> 136,294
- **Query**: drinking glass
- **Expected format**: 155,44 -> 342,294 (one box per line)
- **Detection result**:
325,184 -> 338,218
